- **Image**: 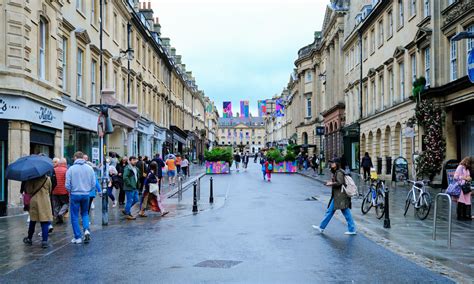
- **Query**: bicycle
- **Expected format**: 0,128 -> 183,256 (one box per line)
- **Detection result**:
404,180 -> 432,220
361,177 -> 386,219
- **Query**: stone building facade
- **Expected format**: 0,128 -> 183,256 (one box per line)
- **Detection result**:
0,0 -> 215,216
219,117 -> 265,154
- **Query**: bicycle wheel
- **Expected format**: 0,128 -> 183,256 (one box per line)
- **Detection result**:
415,192 -> 432,220
361,190 -> 372,214
375,189 -> 385,219
403,191 -> 413,216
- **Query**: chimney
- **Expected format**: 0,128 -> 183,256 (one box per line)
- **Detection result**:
175,55 -> 182,64
181,64 -> 186,73
170,47 -> 176,57
154,17 -> 161,35
139,1 -> 154,28
161,37 -> 170,48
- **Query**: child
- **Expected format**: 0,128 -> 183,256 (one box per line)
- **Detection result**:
265,160 -> 273,182
261,159 -> 267,180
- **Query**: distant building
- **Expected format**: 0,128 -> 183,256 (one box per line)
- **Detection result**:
218,117 -> 265,153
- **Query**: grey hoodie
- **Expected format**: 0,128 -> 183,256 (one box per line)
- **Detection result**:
66,159 -> 96,195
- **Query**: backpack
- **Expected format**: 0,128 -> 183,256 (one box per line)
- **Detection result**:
341,174 -> 358,197
268,163 -> 273,171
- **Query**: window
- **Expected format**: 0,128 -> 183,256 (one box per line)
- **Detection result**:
104,62 -> 108,88
378,20 -> 384,46
450,39 -> 457,81
389,69 -> 394,105
398,0 -> 404,28
39,18 -> 46,80
468,25 -> 474,52
91,0 -> 97,25
379,75 -> 384,110
424,47 -> 431,86
371,80 -> 376,113
306,97 -> 312,117
76,0 -> 83,12
122,23 -> 126,48
62,37 -> 67,90
76,49 -> 83,98
370,28 -> 375,54
306,71 -> 312,83
399,62 -> 405,100
424,0 -> 430,18
345,53 -> 349,73
410,0 -> 416,17
387,10 -> 394,38
136,37 -> 140,63
411,53 -> 417,84
447,0 -> 455,5
363,35 -> 368,59
113,70 -> 118,93
113,13 -> 118,41
91,60 -> 97,103
364,85 -> 368,116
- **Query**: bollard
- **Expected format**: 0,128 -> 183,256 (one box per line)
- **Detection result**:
192,182 -> 198,213
383,188 -> 391,228
209,177 -> 214,203
178,177 -> 183,202
197,177 -> 201,201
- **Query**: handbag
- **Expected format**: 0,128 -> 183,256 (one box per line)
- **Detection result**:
149,183 -> 159,195
461,182 -> 472,194
446,182 -> 461,197
23,178 -> 48,210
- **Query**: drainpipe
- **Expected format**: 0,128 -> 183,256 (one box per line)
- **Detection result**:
358,30 -> 363,174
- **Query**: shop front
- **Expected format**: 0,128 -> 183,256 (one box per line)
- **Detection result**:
342,123 -> 360,171
163,130 -> 173,157
170,125 -> 187,155
0,94 -> 63,216
107,106 -> 139,157
152,125 -> 166,157
62,98 -> 99,165
137,119 -> 154,157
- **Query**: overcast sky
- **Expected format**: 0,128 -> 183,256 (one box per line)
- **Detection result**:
150,0 -> 329,116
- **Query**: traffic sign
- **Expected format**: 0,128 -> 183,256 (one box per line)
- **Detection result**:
468,49 -> 474,83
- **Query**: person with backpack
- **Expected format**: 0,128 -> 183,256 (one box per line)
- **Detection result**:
265,159 -> 273,182
260,157 -> 267,181
312,158 -> 356,235
52,158 -> 68,224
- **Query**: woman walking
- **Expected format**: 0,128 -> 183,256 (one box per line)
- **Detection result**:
234,152 -> 241,172
139,162 -> 169,217
116,157 -> 128,205
23,175 -> 53,248
181,156 -> 190,178
264,159 -> 273,182
312,158 -> 356,235
107,166 -> 121,207
165,155 -> 177,187
260,158 -> 267,181
360,152 -> 373,181
454,157 -> 472,220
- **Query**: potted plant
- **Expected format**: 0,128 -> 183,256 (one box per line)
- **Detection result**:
204,147 -> 233,174
266,145 -> 298,173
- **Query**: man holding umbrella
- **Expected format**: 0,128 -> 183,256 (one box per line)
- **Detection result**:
66,151 -> 96,244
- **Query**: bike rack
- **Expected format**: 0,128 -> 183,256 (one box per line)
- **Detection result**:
433,193 -> 452,248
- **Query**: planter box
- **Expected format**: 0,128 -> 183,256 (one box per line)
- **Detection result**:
205,161 -> 230,174
273,161 -> 297,173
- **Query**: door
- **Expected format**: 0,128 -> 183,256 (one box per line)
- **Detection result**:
461,115 -> 474,157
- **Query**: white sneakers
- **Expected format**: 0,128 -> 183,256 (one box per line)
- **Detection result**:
71,238 -> 82,244
312,225 -> 324,233
312,225 -> 357,235
91,202 -> 95,209
112,201 -> 117,207
84,230 -> 91,243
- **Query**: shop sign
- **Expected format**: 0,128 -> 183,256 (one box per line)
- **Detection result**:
63,99 -> 97,131
0,95 -> 62,129
392,156 -> 409,182
92,147 -> 100,161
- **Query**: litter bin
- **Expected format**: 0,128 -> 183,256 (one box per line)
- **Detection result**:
385,156 -> 392,175
377,157 -> 382,175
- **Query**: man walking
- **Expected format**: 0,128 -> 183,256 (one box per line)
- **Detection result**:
152,154 -> 166,193
123,156 -> 139,220
234,152 -> 241,172
66,151 -> 96,244
52,158 -> 68,224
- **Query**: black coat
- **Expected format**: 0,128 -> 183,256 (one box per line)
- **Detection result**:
361,156 -> 373,168
152,158 -> 166,178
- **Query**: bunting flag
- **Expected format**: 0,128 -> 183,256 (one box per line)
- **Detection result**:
223,101 -> 232,118
258,100 -> 267,117
240,101 -> 249,118
275,99 -> 285,117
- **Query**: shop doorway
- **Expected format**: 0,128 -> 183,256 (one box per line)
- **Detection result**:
30,128 -> 54,158
461,115 -> 474,157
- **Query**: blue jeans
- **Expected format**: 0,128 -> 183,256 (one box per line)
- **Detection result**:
125,190 -> 139,215
320,199 -> 356,233
28,221 -> 49,241
70,195 -> 90,239
107,187 -> 116,202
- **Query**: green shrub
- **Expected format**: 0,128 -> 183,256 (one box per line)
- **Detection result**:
284,151 -> 296,162
204,147 -> 233,166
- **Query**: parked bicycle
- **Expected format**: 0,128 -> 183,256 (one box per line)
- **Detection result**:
404,180 -> 432,220
361,175 -> 386,219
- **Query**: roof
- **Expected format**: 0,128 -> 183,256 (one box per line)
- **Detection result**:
218,117 -> 265,127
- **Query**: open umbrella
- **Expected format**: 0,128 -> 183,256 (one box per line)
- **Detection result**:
6,155 -> 54,181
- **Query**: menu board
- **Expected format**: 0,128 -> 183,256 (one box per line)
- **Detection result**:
392,157 -> 409,182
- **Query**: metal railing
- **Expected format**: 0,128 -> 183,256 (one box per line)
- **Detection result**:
169,173 -> 205,202
433,193 -> 452,248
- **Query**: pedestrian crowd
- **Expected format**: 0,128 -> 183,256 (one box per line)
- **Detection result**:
19,150 -> 197,248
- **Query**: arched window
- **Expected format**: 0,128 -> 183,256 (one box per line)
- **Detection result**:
39,18 -> 47,79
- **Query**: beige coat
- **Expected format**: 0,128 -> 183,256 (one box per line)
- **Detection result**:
25,176 -> 53,222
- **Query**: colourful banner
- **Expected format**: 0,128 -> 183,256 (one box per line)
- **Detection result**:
223,101 -> 232,118
240,101 -> 249,118
258,100 -> 267,117
205,161 -> 230,174
275,99 -> 285,117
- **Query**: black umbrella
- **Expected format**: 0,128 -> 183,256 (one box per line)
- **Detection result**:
6,155 -> 54,181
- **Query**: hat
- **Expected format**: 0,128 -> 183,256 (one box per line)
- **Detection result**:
330,158 -> 341,164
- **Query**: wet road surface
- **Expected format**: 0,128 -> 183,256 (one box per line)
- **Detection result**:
1,162 -> 451,283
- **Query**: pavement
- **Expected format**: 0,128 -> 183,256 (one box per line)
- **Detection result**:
298,167 -> 474,281
0,162 -> 454,283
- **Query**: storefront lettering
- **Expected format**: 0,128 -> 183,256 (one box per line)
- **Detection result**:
36,107 -> 55,123
0,99 -> 6,113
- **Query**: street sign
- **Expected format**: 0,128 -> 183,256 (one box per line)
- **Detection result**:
404,126 -> 415,138
316,126 -> 325,136
468,49 -> 474,83
92,147 -> 99,161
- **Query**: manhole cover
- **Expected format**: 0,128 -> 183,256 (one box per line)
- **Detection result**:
194,260 -> 242,269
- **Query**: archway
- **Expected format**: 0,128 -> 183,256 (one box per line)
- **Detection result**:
367,131 -> 374,158
302,132 -> 309,145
